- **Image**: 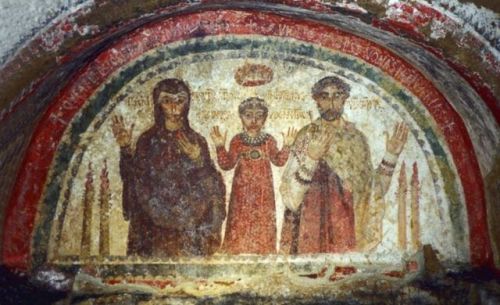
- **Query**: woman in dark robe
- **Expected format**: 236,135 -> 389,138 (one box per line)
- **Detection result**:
112,78 -> 226,258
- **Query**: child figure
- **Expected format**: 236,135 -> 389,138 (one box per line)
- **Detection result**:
211,97 -> 297,254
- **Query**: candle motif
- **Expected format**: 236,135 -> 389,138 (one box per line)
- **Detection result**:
99,160 -> 111,258
410,162 -> 421,250
80,162 -> 94,258
397,162 -> 408,251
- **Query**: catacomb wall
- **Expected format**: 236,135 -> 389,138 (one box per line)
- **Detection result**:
0,1 -> 498,304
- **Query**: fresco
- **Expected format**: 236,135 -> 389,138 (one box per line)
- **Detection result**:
38,36 -> 468,271
0,3 -> 497,303
1,9 -> 494,301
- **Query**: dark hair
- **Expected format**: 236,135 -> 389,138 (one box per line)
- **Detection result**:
152,78 -> 190,104
238,97 -> 268,117
311,76 -> 350,99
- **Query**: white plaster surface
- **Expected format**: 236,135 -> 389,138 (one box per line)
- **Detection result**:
424,0 -> 500,60
48,45 -> 467,264
428,0 -> 499,45
385,1 -> 499,55
0,0 -> 94,65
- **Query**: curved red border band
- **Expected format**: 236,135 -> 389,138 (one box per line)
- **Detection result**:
2,10 -> 492,270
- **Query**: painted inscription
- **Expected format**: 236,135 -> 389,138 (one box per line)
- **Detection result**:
3,10 -> 486,270
47,57 -> 461,265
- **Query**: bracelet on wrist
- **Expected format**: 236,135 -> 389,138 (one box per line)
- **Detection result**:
293,152 -> 315,177
378,165 -> 395,176
294,171 -> 313,185
381,159 -> 396,168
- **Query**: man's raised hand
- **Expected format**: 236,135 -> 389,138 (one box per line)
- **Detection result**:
386,122 -> 409,156
307,128 -> 334,160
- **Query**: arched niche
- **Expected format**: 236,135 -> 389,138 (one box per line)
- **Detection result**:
1,8 -> 495,296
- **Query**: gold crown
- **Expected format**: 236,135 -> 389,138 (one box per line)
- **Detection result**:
235,63 -> 273,87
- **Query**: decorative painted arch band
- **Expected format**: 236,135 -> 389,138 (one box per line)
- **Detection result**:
2,9 -> 492,270
34,38 -> 465,268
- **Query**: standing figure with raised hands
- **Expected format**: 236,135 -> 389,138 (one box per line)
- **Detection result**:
280,76 -> 409,254
211,97 -> 297,254
112,78 -> 226,258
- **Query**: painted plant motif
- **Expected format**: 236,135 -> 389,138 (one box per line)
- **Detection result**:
0,6 -> 494,303
45,37 -> 466,268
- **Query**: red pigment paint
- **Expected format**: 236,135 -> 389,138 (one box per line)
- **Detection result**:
1,1 -> 497,125
2,9 -> 493,270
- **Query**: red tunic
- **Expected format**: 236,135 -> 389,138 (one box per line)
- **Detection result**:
216,133 -> 289,254
281,161 -> 356,254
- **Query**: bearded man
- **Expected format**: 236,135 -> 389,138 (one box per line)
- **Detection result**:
280,76 -> 408,254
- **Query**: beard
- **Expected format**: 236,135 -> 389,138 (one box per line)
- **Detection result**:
320,109 -> 342,121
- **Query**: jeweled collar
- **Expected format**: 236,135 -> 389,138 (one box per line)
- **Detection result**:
240,132 -> 269,146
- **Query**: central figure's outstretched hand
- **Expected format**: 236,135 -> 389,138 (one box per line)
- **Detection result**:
210,126 -> 227,148
282,127 -> 298,147
111,115 -> 134,148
